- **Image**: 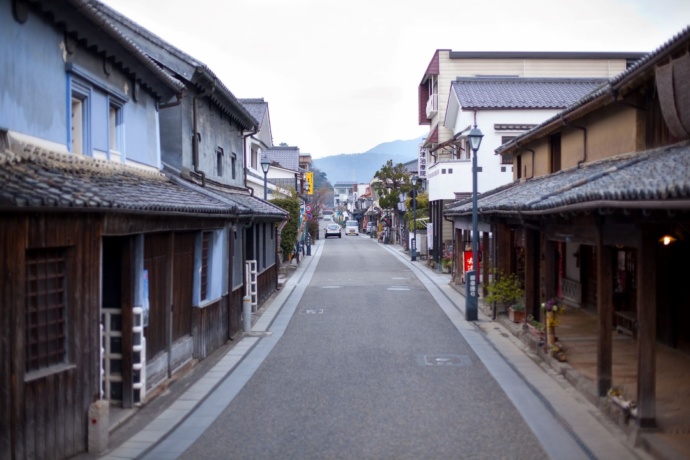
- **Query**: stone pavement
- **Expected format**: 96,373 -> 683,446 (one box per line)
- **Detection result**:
82,237 -> 685,459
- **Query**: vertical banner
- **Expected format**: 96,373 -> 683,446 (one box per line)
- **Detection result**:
305,171 -> 314,195
463,250 -> 480,274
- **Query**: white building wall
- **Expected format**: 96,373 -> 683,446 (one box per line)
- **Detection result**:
428,108 -> 562,201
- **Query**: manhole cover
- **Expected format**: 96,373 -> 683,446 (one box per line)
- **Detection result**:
387,286 -> 410,291
416,354 -> 472,367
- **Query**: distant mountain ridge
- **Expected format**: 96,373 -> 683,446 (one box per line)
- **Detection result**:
312,136 -> 423,184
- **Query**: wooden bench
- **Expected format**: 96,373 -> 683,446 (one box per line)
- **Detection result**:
615,310 -> 637,339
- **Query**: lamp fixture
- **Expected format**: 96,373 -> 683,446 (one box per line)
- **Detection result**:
659,235 -> 677,246
467,125 -> 484,152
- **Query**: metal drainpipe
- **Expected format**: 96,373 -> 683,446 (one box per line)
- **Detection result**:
242,128 -> 259,194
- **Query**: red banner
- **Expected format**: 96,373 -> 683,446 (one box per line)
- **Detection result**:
463,250 -> 479,273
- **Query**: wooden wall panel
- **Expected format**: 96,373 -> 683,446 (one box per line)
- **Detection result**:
15,214 -> 102,458
144,233 -> 171,361
228,288 -> 244,338
192,299 -> 228,360
173,233 -> 195,342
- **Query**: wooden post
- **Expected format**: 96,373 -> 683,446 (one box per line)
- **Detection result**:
524,229 -> 537,315
596,225 -> 613,397
637,230 -> 656,427
482,231 -> 490,296
543,239 -> 556,323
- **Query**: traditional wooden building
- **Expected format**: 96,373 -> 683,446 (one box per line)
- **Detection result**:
446,26 -> 690,429
95,0 -> 288,358
0,0 -> 285,458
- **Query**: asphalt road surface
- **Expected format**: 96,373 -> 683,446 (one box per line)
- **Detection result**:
178,228 -> 549,459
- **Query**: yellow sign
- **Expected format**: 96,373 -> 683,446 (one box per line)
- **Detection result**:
305,171 -> 314,195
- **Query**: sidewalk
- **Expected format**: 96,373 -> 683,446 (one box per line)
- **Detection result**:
436,257 -> 690,460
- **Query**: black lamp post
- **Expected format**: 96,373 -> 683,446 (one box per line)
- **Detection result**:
465,124 -> 483,321
261,155 -> 270,200
411,174 -> 418,261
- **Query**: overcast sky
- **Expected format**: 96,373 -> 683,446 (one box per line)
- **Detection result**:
101,0 -> 689,158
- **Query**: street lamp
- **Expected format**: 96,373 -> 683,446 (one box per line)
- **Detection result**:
466,124 -> 483,321
260,155 -> 270,200
411,174 -> 418,261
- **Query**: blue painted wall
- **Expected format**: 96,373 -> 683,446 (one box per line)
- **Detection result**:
0,0 -> 162,168
0,0 -> 67,143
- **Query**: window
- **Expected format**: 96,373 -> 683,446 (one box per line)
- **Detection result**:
195,229 -> 227,306
200,232 -> 211,301
517,154 -> 523,179
216,147 -> 224,177
71,97 -> 84,154
501,137 -> 516,165
251,147 -> 259,170
69,69 -> 127,160
25,248 -> 67,373
109,102 -> 123,160
231,152 -> 237,180
550,133 -> 562,173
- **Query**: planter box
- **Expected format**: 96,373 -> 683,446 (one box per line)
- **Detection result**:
526,323 -> 545,341
509,308 -> 525,323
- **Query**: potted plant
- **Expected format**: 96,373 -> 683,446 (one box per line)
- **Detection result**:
442,257 -> 452,273
508,302 -> 526,323
526,316 -> 546,341
485,270 -> 524,321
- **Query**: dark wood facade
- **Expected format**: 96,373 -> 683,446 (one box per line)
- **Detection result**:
1,213 -> 101,460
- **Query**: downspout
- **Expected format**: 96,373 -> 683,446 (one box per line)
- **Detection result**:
192,81 -> 217,187
561,114 -> 588,167
242,128 -> 259,195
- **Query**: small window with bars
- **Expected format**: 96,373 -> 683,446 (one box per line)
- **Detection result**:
25,248 -> 67,373
201,232 -> 211,301
216,147 -> 224,177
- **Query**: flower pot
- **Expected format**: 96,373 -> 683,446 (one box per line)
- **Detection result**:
526,323 -> 545,341
508,307 -> 525,323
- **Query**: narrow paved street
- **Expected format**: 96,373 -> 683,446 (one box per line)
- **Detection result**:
178,231 -> 547,459
101,221 -> 646,460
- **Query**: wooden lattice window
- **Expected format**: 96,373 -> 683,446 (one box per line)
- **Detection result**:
25,248 -> 67,373
200,232 -> 211,301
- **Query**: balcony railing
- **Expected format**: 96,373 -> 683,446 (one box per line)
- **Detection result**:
426,94 -> 438,119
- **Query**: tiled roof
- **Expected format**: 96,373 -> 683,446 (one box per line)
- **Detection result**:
451,78 -> 607,110
32,0 -> 185,101
91,0 -> 257,129
239,98 -> 268,130
445,141 -> 690,216
162,166 -> 288,219
224,192 -> 288,218
0,140 -> 235,215
265,146 -> 300,171
497,26 -> 690,156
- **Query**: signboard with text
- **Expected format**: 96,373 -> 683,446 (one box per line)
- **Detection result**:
463,250 -> 480,274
